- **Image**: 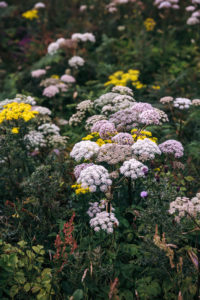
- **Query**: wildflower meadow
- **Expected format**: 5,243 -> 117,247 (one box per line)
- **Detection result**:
1,0 -> 200,299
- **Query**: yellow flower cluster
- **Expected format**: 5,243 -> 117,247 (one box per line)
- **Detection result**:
104,70 -> 146,89
144,18 -> 156,31
82,132 -> 112,146
0,102 -> 38,124
131,128 -> 157,143
11,127 -> 19,134
22,9 -> 39,20
71,184 -> 90,195
51,75 -> 60,79
151,85 -> 161,90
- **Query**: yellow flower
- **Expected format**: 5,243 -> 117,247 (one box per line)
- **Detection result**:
11,127 -> 19,134
131,128 -> 157,143
71,183 -> 90,194
0,102 -> 38,124
152,85 -> 161,90
144,18 -> 156,31
51,75 -> 59,79
104,69 -> 145,88
22,9 -> 39,20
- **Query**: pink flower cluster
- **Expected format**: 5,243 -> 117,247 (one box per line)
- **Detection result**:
31,69 -> 46,78
154,0 -> 179,9
159,140 -> 184,158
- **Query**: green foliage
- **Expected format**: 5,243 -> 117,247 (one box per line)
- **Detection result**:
0,240 -> 57,299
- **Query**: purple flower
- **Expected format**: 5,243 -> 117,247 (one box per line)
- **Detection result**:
53,149 -> 60,155
140,191 -> 148,198
159,140 -> 184,158
142,167 -> 148,175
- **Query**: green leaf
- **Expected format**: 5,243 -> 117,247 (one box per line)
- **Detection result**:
120,290 -> 134,300
72,289 -> 84,300
24,283 -> 31,292
32,245 -> 45,255
9,285 -> 19,297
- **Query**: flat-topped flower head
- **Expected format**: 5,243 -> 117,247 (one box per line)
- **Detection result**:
132,138 -> 161,161
160,96 -> 174,104
139,108 -> 168,125
68,56 -> 85,68
74,163 -> 94,179
32,106 -> 51,115
85,115 -> 107,130
131,102 -> 153,114
99,122 -> 116,139
70,141 -> 100,161
112,133 -> 134,145
91,120 -> 110,133
31,69 -> 46,78
112,86 -> 133,96
192,99 -> 200,106
43,85 -> 59,98
97,144 -> 132,165
109,109 -> 138,131
159,140 -> 184,158
120,158 -> 148,179
71,33 -> 95,43
77,165 -> 112,192
173,98 -> 192,109
60,74 -> 76,83
90,211 -> 119,234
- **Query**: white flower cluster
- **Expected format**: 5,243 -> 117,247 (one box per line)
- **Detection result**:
47,38 -> 66,55
94,92 -> 135,116
70,141 -> 100,161
90,211 -> 119,234
120,158 -> 148,179
77,100 -> 93,111
24,122 -> 67,150
160,96 -> 174,104
85,115 -> 107,130
192,99 -> 200,106
32,106 -> 51,115
34,2 -> 45,9
186,1 -> 200,25
131,138 -> 161,161
0,94 -> 36,109
87,199 -> 115,218
69,100 -> 94,126
68,56 -> 85,68
169,193 -> 200,222
24,131 -> 46,150
71,33 -> 95,43
154,0 -> 179,9
112,86 -> 134,96
38,123 -> 60,135
77,165 -> 112,192
173,98 -> 192,109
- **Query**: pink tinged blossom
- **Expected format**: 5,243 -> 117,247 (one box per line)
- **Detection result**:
158,2 -> 172,8
0,1 -> 7,7
91,120 -> 109,133
31,69 -> 46,78
112,133 -> 134,145
139,109 -> 161,125
74,163 -> 94,179
187,17 -> 200,25
99,122 -> 116,139
131,102 -> 153,114
60,74 -> 76,83
159,140 -> 184,158
186,6 -> 196,11
43,85 -> 59,98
